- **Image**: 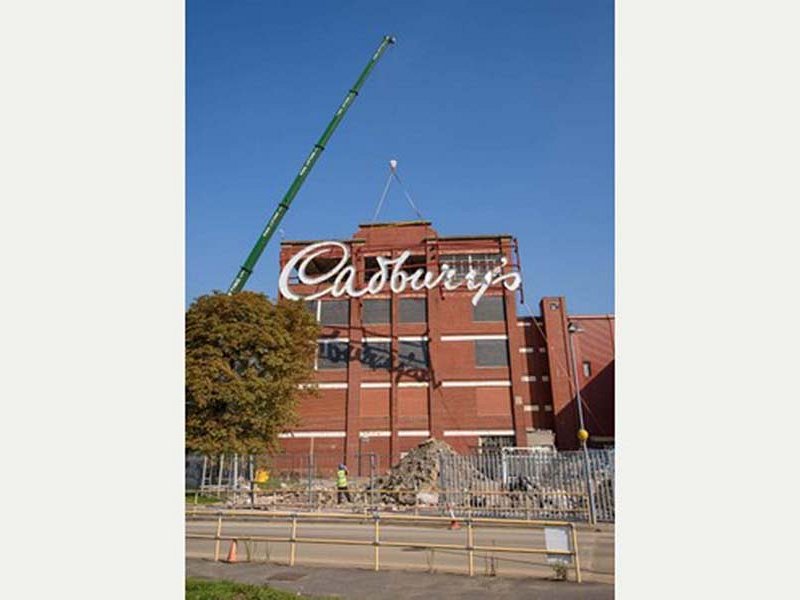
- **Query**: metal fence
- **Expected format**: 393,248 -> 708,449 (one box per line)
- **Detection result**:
186,448 -> 614,523
185,452 -> 381,490
438,448 -> 614,522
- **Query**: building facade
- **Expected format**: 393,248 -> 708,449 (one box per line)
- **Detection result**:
277,221 -> 614,471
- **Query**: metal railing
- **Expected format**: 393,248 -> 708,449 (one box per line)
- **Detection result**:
187,486 -> 592,522
439,448 -> 614,522
186,508 -> 582,582
186,447 -> 614,522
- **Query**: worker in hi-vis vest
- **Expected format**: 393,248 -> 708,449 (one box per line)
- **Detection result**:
336,463 -> 352,504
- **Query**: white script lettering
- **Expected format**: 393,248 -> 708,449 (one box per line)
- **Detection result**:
279,241 -> 522,306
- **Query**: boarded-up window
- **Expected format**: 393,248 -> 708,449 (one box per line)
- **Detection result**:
320,300 -> 349,326
399,298 -> 427,323
304,300 -> 318,319
473,296 -> 505,322
475,339 -> 509,367
398,340 -> 429,371
317,341 -> 349,370
359,388 -> 389,417
360,341 -> 391,371
362,299 -> 390,324
398,387 -> 428,417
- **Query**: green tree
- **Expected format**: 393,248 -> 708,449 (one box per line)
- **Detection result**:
185,291 -> 319,455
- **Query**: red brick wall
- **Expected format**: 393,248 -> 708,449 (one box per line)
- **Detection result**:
277,223 -> 614,460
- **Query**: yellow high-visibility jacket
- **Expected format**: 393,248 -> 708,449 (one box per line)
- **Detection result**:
336,469 -> 348,488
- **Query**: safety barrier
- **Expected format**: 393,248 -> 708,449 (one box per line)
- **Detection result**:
186,508 -> 582,582
187,486 -> 591,521
186,448 -> 614,522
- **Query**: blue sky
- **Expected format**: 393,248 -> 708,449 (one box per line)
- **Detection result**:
187,0 -> 613,314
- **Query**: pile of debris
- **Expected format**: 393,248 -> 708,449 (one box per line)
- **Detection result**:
366,438 -> 490,506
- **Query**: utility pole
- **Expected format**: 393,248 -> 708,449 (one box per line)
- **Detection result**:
567,322 -> 598,525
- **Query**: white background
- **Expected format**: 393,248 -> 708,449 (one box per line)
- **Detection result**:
1,1 -> 799,597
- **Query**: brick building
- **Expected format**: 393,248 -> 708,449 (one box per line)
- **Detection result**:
276,221 -> 614,472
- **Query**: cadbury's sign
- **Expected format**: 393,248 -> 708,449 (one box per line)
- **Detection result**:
278,241 -> 522,306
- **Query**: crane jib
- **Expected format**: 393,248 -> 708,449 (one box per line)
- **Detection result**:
226,35 -> 396,295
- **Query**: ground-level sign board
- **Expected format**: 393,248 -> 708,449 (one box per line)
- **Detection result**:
544,525 -> 572,566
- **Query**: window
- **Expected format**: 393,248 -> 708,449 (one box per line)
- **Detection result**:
317,341 -> 349,370
478,435 -> 515,454
400,255 -> 427,275
304,300 -> 318,319
399,297 -> 427,323
360,341 -> 391,371
582,361 -> 592,377
475,339 -> 509,367
365,255 -> 427,278
289,254 -> 349,284
397,340 -> 429,370
362,298 -> 390,324
439,253 -> 503,282
320,300 -> 349,326
473,296 -> 505,322
364,256 -> 389,280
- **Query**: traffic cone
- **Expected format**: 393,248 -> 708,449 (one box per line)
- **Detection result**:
224,539 -> 238,563
448,505 -> 460,530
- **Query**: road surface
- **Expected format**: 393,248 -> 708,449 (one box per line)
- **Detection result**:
186,513 -> 613,584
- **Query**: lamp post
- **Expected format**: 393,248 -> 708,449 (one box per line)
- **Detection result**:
567,322 -> 598,525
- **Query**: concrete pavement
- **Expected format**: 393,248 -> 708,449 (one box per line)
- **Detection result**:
187,558 -> 614,599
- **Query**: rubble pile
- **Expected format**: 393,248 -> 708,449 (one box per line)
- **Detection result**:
366,438 -> 489,506
369,438 -> 454,494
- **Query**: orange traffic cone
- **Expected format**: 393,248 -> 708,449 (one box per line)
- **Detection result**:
447,505 -> 460,530
224,539 -> 238,563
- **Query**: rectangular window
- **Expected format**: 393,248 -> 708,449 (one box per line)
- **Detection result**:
478,435 -> 515,453
397,340 -> 429,371
475,339 -> 509,367
304,300 -> 318,319
399,297 -> 427,323
438,254 -> 469,280
439,253 -> 503,282
317,341 -> 349,370
360,341 -> 391,371
362,298 -> 390,324
473,296 -> 505,322
320,300 -> 349,326
582,361 -> 592,377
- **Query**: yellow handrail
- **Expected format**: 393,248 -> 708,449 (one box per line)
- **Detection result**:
185,509 -> 582,582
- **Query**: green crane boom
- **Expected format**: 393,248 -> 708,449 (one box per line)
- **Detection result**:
227,35 -> 396,294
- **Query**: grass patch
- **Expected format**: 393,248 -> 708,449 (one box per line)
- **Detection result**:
185,492 -> 224,505
186,578 -> 324,599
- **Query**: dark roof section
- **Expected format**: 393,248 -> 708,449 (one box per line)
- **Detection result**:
358,220 -> 432,228
281,238 -> 365,245
425,234 -> 514,241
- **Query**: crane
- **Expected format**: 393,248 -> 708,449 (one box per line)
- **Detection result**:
227,35 -> 396,294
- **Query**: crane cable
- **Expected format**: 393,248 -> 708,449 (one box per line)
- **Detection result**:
371,160 -> 425,222
371,169 -> 394,223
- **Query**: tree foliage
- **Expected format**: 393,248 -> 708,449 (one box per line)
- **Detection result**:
185,291 -> 319,455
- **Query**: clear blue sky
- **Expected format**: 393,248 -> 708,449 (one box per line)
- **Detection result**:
187,0 -> 613,314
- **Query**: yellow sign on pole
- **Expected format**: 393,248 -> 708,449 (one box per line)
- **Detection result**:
255,469 -> 269,484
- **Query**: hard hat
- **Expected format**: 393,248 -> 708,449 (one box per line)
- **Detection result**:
338,463 -> 346,470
